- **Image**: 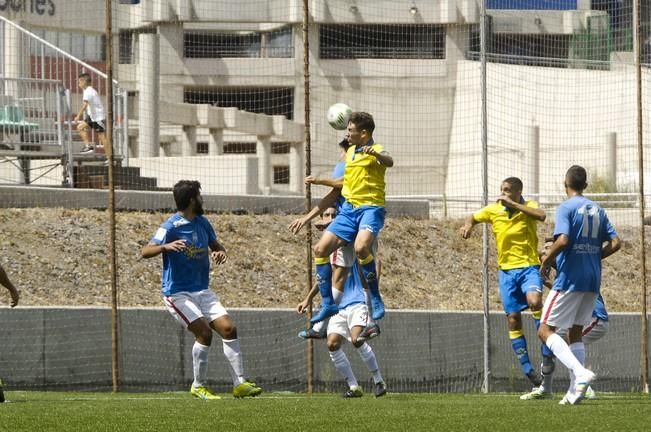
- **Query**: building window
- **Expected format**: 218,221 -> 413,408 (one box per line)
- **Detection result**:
184,87 -> 294,120
320,24 -> 445,59
271,142 -> 290,154
273,165 -> 290,184
30,29 -> 105,61
223,142 -> 256,154
184,26 -> 293,58
119,30 -> 135,64
197,141 -> 208,154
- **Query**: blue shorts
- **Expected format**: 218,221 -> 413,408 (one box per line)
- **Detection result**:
326,201 -> 385,244
498,266 -> 543,314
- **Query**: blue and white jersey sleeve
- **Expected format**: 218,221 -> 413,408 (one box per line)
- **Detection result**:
150,219 -> 174,245
553,203 -> 571,238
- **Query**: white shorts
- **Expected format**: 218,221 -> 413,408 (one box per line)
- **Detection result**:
163,289 -> 228,327
541,290 -> 597,330
329,239 -> 379,268
330,244 -> 355,268
556,318 -> 609,344
327,303 -> 369,341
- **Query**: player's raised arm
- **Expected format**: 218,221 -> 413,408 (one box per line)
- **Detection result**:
288,188 -> 342,234
459,215 -> 478,239
497,195 -> 546,221
141,239 -> 187,258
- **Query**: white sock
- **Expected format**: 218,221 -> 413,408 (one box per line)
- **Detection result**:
329,349 -> 358,388
222,339 -> 245,386
332,287 -> 343,304
192,341 -> 210,388
570,342 -> 585,366
357,342 -> 383,383
569,342 -> 586,393
364,290 -> 376,326
545,333 -> 587,377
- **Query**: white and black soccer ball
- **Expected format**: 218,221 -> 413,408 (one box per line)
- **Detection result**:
326,103 -> 353,130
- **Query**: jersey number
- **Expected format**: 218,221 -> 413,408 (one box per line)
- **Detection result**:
578,205 -> 600,239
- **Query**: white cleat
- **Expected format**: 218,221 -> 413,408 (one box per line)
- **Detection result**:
567,370 -> 596,405
584,386 -> 596,400
558,392 -> 571,405
520,387 -> 553,400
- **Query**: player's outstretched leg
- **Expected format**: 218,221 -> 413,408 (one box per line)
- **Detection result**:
311,257 -> 339,324
510,329 -> 542,386
359,255 -> 384,320
355,342 -> 387,397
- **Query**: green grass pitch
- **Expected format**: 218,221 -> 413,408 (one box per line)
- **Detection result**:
0,391 -> 649,432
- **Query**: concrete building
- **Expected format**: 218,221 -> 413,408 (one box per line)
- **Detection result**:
0,0 -> 642,201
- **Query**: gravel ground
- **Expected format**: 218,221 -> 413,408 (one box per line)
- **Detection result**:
0,208 -> 647,312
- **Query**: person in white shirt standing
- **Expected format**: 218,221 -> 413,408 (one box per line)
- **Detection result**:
75,73 -> 108,155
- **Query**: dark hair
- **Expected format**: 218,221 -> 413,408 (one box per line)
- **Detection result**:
78,72 -> 91,84
565,165 -> 588,191
349,112 -> 375,135
173,180 -> 201,211
338,137 -> 350,150
502,177 -> 523,192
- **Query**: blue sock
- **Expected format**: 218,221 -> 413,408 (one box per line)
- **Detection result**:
359,255 -> 380,299
532,310 -> 554,357
315,259 -> 334,306
510,331 -> 533,375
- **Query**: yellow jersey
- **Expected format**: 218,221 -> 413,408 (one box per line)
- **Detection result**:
473,201 -> 541,270
341,142 -> 387,207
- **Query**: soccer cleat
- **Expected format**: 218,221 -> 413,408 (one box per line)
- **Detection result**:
233,380 -> 263,398
190,385 -> 222,400
310,303 -> 339,324
520,387 -> 552,400
371,297 -> 385,321
298,327 -> 325,340
374,381 -> 387,398
585,386 -> 596,400
80,145 -> 95,153
526,370 -> 543,387
0,378 -> 5,403
558,393 -> 571,405
568,370 -> 596,405
343,386 -> 363,398
356,323 -> 381,342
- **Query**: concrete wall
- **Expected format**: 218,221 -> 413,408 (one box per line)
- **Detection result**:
128,155 -> 260,195
446,60 -> 651,199
0,185 -> 431,217
0,307 -> 647,393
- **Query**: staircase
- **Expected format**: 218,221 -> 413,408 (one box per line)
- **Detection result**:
73,164 -> 168,191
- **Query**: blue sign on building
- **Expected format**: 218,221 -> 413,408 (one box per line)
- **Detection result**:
486,0 -> 578,9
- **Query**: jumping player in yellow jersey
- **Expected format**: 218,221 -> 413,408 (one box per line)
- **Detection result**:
310,112 -> 394,324
459,177 -> 550,387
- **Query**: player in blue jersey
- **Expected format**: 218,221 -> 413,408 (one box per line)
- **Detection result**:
0,263 -> 19,403
141,180 -> 262,400
521,237 -> 611,401
297,252 -> 387,398
537,166 -> 621,405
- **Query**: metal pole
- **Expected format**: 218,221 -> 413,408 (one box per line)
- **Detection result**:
105,0 -> 119,393
480,0 -> 491,394
633,0 -> 649,394
302,0 -> 314,395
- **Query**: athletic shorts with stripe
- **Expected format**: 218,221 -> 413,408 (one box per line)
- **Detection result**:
164,289 -> 228,327
541,290 -> 597,330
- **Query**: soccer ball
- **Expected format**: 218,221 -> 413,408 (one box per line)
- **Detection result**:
327,103 -> 352,130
